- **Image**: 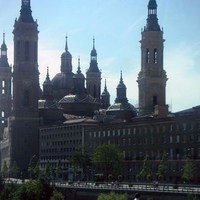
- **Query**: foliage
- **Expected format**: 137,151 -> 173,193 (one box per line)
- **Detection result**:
10,161 -> 19,179
28,157 -> 35,179
2,160 -> 9,178
0,182 -> 19,200
43,160 -> 52,183
55,160 -> 63,179
187,194 -> 199,200
50,190 -> 64,200
70,146 -> 92,180
34,160 -> 41,179
157,152 -> 168,181
138,155 -> 152,181
92,144 -> 123,182
182,151 -> 196,182
12,179 -> 54,200
97,192 -> 127,200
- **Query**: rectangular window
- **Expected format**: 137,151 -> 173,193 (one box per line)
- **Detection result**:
112,130 -> 115,136
183,123 -> 186,131
118,129 -> 120,136
108,130 -> 110,137
176,135 -> 180,143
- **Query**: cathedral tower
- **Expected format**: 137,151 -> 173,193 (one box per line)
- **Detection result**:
0,33 -> 12,139
137,0 -> 168,116
7,0 -> 40,172
86,38 -> 101,101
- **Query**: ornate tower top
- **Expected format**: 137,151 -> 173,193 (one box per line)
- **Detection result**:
87,37 -> 100,73
115,71 -> 128,104
144,0 -> 160,31
60,35 -> 73,73
18,0 -> 34,23
0,33 -> 9,68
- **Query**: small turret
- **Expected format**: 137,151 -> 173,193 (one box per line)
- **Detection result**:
144,0 -> 160,31
0,33 -> 9,68
18,0 -> 34,23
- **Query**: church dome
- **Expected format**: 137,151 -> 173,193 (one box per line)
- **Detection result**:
106,102 -> 137,121
52,72 -> 74,89
59,93 -> 98,104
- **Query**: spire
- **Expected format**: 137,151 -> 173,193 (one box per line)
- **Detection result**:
0,32 -> 9,68
65,34 -> 68,52
115,71 -> 127,104
18,0 -> 34,23
87,37 -> 100,72
74,56 -> 85,79
117,70 -> 126,89
102,79 -> 110,96
43,66 -> 52,85
144,0 -> 160,31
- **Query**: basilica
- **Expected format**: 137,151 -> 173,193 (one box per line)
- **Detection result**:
0,0 -> 200,183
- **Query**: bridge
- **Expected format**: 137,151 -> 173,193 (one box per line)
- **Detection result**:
55,182 -> 200,200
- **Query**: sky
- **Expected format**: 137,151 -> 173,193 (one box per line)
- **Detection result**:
0,0 -> 200,113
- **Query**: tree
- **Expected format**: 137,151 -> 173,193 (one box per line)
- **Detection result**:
10,161 -> 19,180
28,157 -> 35,179
92,144 -> 123,182
70,146 -> 92,181
2,160 -> 9,178
97,192 -> 127,200
55,160 -> 63,180
34,160 -> 41,179
157,152 -> 168,181
182,151 -> 196,183
43,160 -> 52,184
50,190 -> 64,200
138,155 -> 152,181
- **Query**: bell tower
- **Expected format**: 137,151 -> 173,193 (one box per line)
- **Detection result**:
0,33 -> 12,139
8,0 -> 40,171
137,0 -> 168,116
86,38 -> 101,101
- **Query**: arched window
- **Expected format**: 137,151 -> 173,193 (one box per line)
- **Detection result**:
154,48 -> 157,64
25,41 -> 30,61
93,85 -> 96,98
146,49 -> 150,64
16,41 -> 20,61
23,91 -> 30,106
153,95 -> 157,109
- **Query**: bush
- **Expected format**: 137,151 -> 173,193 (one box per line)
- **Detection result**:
98,192 -> 127,200
50,190 -> 64,200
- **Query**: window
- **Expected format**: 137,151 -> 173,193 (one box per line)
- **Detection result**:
170,136 -> 173,143
176,135 -> 180,143
146,49 -> 150,63
154,48 -> 157,64
183,123 -> 186,131
25,41 -> 30,61
23,91 -> 30,106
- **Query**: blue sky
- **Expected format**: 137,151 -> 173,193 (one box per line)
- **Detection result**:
0,0 -> 200,112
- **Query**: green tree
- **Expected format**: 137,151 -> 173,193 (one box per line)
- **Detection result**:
70,146 -> 91,181
34,160 -> 41,179
10,161 -> 19,179
92,144 -> 123,182
50,190 -> 64,200
187,194 -> 199,200
43,160 -> 52,183
97,192 -> 127,200
13,179 -> 54,200
2,160 -> 9,178
55,160 -> 63,180
157,152 -> 167,181
138,155 -> 152,181
28,157 -> 35,179
182,151 -> 196,183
